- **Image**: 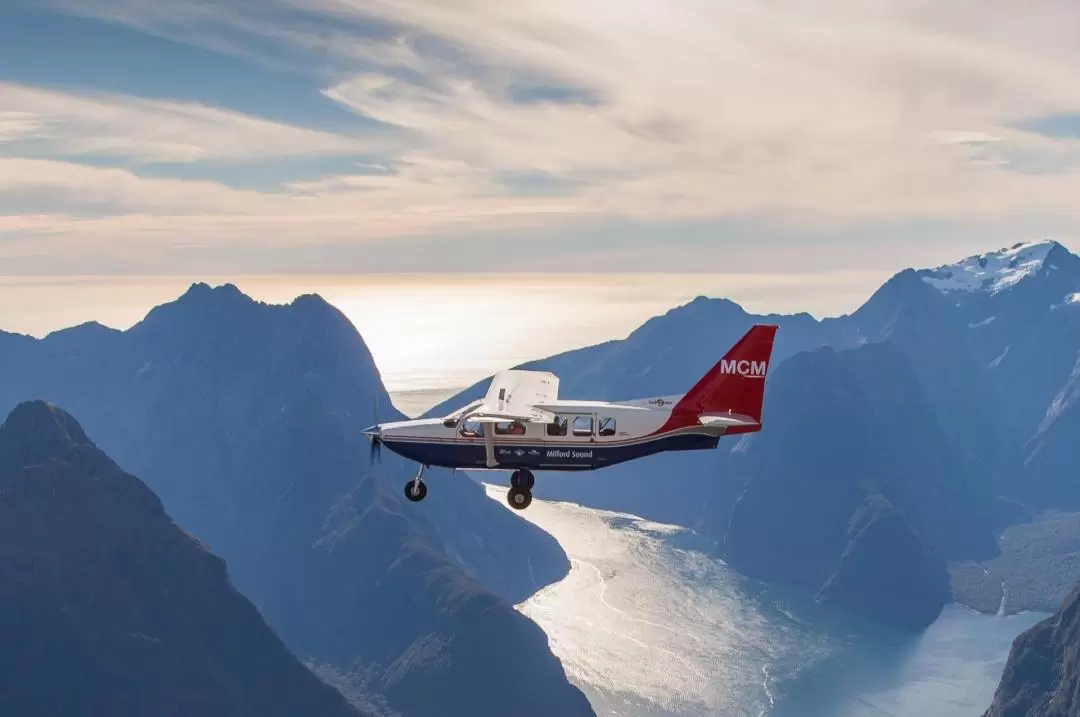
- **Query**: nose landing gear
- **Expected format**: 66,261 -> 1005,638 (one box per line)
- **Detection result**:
507,469 -> 534,510
404,464 -> 428,502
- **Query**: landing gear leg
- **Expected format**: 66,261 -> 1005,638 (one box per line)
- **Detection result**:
404,464 -> 428,502
507,469 -> 534,510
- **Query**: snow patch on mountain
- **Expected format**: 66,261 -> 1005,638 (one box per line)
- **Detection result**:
969,316 -> 996,328
920,240 -> 1058,294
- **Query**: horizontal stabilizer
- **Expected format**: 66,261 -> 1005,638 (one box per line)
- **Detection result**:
697,413 -> 760,428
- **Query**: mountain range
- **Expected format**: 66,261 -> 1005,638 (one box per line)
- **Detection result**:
0,284 -> 593,717
6,238 -> 1080,714
428,239 -> 1080,630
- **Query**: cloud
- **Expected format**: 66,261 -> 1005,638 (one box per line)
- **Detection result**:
12,0 -> 1080,274
0,111 -> 42,142
305,0 -> 1080,222
0,156 -> 588,273
0,81 -> 379,164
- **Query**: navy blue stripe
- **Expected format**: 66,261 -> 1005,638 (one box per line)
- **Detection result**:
380,432 -> 720,471
383,425 -> 711,449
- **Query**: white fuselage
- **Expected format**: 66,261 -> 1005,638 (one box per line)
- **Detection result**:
370,395 -> 735,471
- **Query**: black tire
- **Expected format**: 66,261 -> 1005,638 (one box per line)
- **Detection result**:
521,469 -> 535,490
404,480 -> 427,502
507,486 -> 532,510
510,470 -> 524,489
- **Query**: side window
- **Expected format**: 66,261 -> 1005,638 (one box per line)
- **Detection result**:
546,415 -> 568,437
494,420 -> 526,436
572,415 -> 593,437
598,416 -> 616,437
459,419 -> 484,438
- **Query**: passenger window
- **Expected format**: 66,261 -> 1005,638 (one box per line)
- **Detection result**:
459,420 -> 484,438
546,416 -> 568,437
572,415 -> 593,436
598,416 -> 616,437
494,421 -> 526,436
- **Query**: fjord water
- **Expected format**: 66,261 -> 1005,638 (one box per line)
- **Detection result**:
484,484 -> 1047,717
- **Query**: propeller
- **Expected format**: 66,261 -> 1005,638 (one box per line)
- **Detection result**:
369,432 -> 382,464
364,394 -> 382,464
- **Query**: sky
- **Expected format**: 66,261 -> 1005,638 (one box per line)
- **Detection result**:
5,0 -> 1080,279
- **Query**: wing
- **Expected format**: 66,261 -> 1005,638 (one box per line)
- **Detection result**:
466,369 -> 560,423
484,369 -> 559,407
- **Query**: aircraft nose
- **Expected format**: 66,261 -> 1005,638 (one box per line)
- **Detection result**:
362,424 -> 381,440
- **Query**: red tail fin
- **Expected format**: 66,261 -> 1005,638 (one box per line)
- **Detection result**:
672,324 -> 777,424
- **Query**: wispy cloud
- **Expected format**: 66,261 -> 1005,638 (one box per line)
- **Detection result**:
0,155 -> 586,270
9,0 -> 1080,273
0,82 -> 379,163
308,0 -> 1080,220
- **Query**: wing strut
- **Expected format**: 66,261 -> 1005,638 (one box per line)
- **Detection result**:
484,429 -> 497,468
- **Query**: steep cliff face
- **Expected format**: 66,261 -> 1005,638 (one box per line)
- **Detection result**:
0,285 -> 593,717
983,582 -> 1080,717
715,342 -> 992,629
815,495 -> 951,630
0,400 -> 365,717
1024,353 -> 1080,512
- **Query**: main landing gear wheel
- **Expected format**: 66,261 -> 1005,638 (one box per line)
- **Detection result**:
510,469 -> 535,490
507,485 -> 532,510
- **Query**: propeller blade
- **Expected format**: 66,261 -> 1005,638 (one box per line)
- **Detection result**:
362,403 -> 381,465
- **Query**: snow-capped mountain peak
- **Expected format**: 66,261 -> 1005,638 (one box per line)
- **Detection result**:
920,240 -> 1062,294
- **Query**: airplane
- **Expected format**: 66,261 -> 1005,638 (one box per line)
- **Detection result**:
363,324 -> 777,511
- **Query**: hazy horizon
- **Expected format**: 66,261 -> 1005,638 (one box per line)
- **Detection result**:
1,270 -> 892,415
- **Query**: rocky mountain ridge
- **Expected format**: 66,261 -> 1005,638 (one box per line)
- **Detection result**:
0,400 -> 368,717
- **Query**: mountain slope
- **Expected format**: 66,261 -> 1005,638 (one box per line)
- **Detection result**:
713,342 -> 991,629
0,400 -> 365,717
1022,352 -> 1080,512
0,285 -> 593,717
982,582 -> 1080,717
917,241 -> 1080,443
911,240 -> 1080,505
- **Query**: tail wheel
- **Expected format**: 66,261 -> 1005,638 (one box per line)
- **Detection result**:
506,486 -> 532,510
404,480 -> 427,502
